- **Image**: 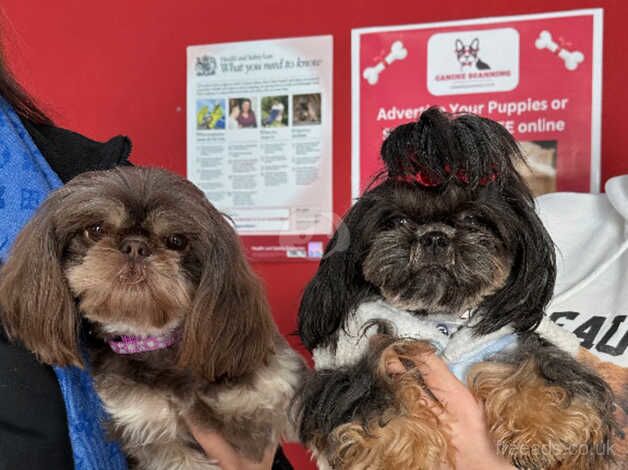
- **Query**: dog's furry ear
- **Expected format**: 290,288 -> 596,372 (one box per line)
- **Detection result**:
177,218 -> 276,381
0,193 -> 82,367
455,39 -> 464,52
298,198 -> 379,351
474,180 -> 557,335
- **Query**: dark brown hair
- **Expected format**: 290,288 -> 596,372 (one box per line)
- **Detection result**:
0,191 -> 79,365
0,15 -> 52,125
175,188 -> 277,381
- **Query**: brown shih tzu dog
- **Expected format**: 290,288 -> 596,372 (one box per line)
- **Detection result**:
297,108 -> 620,469
0,167 -> 305,469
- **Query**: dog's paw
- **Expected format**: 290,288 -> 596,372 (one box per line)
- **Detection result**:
319,338 -> 450,470
327,410 -> 449,470
372,337 -> 435,380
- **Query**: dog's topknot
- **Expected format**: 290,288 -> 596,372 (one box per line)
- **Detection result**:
381,107 -> 523,188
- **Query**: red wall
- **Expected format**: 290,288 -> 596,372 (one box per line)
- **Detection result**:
3,1 -> 627,468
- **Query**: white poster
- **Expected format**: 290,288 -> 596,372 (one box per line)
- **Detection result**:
187,35 -> 333,242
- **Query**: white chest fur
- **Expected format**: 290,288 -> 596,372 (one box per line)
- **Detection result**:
313,300 -> 580,372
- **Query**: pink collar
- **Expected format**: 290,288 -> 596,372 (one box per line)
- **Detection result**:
107,329 -> 181,354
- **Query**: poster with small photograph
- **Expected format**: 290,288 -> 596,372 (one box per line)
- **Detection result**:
196,99 -> 226,130
352,9 -> 603,198
517,140 -> 557,196
187,35 -> 333,262
293,93 -> 322,126
228,97 -> 258,129
261,96 -> 289,127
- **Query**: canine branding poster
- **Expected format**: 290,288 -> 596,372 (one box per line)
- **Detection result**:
352,10 -> 603,198
187,36 -> 333,261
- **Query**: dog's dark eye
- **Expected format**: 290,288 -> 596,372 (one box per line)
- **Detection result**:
85,223 -> 106,241
462,214 -> 480,225
165,234 -> 187,251
385,215 -> 415,230
389,216 -> 410,227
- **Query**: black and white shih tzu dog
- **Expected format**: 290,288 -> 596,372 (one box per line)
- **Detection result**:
0,167 -> 305,469
297,108 -> 619,469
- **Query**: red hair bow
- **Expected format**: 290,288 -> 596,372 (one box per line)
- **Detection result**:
394,164 -> 497,187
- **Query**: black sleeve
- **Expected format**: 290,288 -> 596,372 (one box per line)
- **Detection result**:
0,332 -> 73,470
21,120 -> 132,183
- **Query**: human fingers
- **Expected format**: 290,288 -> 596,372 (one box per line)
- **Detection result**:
413,352 -> 474,415
186,421 -> 241,470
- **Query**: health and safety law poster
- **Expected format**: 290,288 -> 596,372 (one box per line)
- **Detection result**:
188,35 -> 333,261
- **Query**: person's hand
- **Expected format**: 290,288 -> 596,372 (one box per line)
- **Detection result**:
386,350 -> 516,470
186,420 -> 276,470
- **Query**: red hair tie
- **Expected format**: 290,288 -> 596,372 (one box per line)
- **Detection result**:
395,170 -> 442,187
393,164 -> 498,187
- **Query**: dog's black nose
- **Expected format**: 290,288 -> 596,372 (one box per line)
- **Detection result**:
419,231 -> 450,254
120,238 -> 151,259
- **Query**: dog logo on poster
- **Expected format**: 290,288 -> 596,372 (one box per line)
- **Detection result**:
455,38 -> 491,72
427,28 -> 519,96
195,55 -> 217,76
